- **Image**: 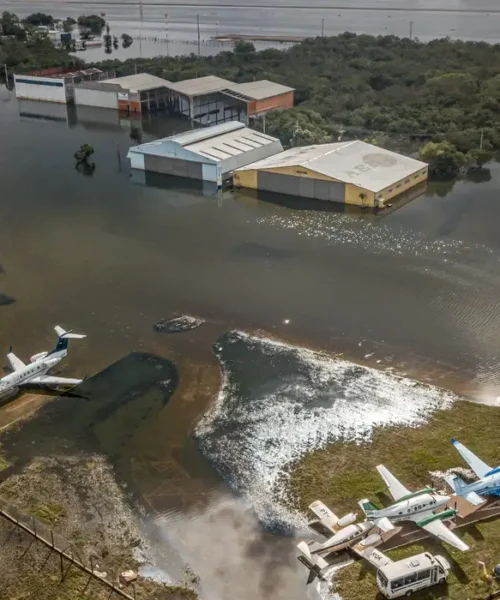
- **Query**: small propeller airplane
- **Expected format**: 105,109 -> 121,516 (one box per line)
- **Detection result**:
444,438 -> 499,506
0,326 -> 86,397
297,500 -> 394,584
359,464 -> 469,552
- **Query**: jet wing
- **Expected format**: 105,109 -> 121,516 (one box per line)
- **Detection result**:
376,465 -> 411,501
421,519 -> 469,552
23,375 -> 82,387
452,439 -> 491,479
7,351 -> 26,372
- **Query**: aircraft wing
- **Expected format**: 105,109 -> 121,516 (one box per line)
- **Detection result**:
451,439 -> 491,479
7,351 -> 26,372
376,465 -> 411,501
23,375 -> 82,387
308,500 -> 338,532
420,519 -> 469,552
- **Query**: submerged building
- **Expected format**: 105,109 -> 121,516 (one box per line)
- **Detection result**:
127,121 -> 283,186
233,141 -> 428,207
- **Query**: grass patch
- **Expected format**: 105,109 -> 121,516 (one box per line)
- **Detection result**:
28,501 -> 66,525
287,400 -> 500,600
0,455 -> 8,471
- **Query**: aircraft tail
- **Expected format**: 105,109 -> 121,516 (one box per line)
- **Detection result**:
358,498 -> 380,516
296,542 -> 329,584
445,474 -> 485,506
52,326 -> 86,354
444,474 -> 466,494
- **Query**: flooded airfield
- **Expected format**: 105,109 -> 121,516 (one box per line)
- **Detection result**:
2,88 -> 500,598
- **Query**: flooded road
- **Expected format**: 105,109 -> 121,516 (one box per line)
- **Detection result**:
2,86 -> 500,597
2,0 -> 500,60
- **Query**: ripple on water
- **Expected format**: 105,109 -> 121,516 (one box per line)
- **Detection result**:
195,331 -> 456,531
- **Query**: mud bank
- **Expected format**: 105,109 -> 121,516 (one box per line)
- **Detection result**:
0,453 -> 197,600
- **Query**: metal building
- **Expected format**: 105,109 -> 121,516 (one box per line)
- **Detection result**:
127,121 -> 283,186
75,73 -> 172,113
221,80 -> 294,119
14,68 -> 104,104
233,141 -> 428,208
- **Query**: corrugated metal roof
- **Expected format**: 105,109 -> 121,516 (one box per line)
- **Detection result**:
237,141 -> 428,192
187,128 -> 278,160
128,124 -> 282,170
165,75 -> 234,96
105,73 -> 171,92
168,121 -> 244,146
224,80 -> 294,101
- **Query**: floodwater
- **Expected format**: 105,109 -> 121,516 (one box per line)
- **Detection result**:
2,85 -> 500,598
2,0 -> 500,61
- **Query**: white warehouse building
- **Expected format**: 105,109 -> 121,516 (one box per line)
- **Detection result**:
127,122 -> 283,186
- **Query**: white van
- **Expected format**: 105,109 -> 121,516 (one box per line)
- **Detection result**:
376,552 -> 450,598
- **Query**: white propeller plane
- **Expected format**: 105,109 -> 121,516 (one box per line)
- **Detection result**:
0,326 -> 86,396
359,464 -> 469,552
444,438 -> 499,506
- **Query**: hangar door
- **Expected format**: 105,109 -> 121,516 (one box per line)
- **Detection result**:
144,155 -> 204,180
258,172 -> 345,203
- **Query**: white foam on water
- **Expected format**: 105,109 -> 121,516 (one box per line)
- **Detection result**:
196,332 -> 456,530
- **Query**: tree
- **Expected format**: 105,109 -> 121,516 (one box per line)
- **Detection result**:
467,147 -> 493,169
121,33 -> 133,48
23,13 -> 54,27
419,141 -> 466,177
77,15 -> 105,34
62,17 -> 76,33
74,144 -> 94,164
0,11 -> 26,40
233,40 -> 256,55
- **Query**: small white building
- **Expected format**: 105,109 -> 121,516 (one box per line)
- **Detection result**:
14,74 -> 71,103
127,121 -> 283,186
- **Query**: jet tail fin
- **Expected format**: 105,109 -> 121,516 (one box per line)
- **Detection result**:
445,475 -> 485,507
54,326 -> 86,340
358,498 -> 380,516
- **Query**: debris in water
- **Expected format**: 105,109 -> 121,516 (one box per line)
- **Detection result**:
153,315 -> 205,333
0,294 -> 15,306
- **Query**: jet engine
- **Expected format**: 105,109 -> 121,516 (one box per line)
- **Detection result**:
30,351 -> 48,363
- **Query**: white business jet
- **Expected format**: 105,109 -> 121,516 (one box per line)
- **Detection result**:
0,326 -> 86,396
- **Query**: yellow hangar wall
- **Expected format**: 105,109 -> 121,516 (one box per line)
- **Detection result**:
233,164 -> 429,207
374,167 -> 428,203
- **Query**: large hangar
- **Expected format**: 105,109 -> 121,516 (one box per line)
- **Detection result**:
127,121 -> 283,186
234,141 -> 428,208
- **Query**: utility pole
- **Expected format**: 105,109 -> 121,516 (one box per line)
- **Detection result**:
197,14 -> 201,58
409,20 -> 413,40
165,12 -> 169,57
480,128 -> 484,149
321,18 -> 325,37
139,0 -> 144,58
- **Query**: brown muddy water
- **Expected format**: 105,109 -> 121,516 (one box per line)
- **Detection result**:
1,86 -> 500,599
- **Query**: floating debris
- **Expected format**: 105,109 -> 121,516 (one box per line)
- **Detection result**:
0,294 -> 15,306
153,315 -> 205,333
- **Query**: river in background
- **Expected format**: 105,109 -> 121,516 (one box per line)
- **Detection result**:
2,84 -> 500,598
2,0 -> 500,61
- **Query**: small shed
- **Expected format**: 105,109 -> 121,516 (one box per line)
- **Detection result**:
127,121 -> 283,186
